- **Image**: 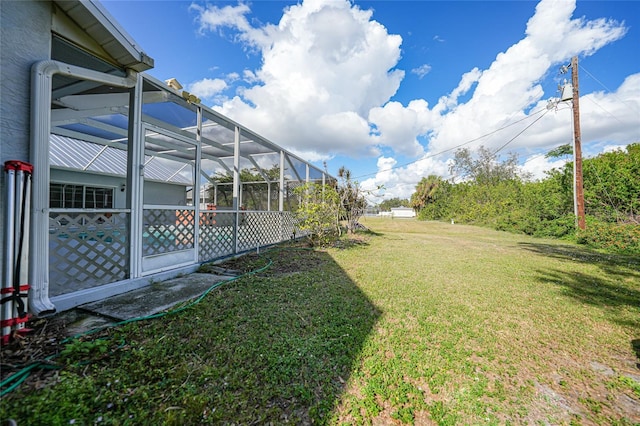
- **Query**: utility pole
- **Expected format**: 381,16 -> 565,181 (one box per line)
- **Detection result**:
571,56 -> 586,230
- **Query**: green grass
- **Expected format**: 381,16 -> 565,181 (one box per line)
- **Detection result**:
2,218 -> 639,425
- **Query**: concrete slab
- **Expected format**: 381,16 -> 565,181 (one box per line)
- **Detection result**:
80,273 -> 235,321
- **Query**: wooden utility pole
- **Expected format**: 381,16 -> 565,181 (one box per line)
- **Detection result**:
571,56 -> 586,230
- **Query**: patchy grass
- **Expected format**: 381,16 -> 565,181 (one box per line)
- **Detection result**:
2,219 -> 639,425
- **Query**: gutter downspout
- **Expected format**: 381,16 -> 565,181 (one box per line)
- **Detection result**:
30,60 -> 137,316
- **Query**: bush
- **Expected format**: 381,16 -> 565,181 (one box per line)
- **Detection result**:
576,217 -> 640,254
411,144 -> 639,254
294,183 -> 341,246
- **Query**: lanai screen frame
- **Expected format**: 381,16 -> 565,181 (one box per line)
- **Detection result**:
30,60 -> 333,316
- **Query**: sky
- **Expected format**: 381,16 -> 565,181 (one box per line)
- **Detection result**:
102,0 -> 640,203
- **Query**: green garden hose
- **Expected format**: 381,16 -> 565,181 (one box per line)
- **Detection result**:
1,249 -> 277,397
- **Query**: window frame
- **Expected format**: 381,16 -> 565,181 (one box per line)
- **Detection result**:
50,182 -> 115,209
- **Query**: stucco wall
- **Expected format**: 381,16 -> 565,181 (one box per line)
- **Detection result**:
50,168 -> 188,208
0,1 -> 51,281
51,169 -> 127,208
143,181 -> 188,206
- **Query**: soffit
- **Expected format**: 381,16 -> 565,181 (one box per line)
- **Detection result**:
52,0 -> 153,72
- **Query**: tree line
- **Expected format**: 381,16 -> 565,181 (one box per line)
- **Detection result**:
409,144 -> 639,254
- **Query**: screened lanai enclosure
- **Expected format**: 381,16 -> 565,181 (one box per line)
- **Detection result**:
30,60 -> 332,315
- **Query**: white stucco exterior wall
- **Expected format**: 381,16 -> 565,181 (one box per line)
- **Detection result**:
0,1 -> 52,283
50,168 -> 189,208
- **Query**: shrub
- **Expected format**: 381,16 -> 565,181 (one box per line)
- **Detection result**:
294,183 -> 341,246
576,217 -> 640,254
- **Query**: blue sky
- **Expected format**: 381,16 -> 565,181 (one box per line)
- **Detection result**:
102,0 -> 639,202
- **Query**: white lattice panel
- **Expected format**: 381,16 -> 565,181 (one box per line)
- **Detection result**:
280,212 -> 302,240
198,211 -> 235,262
49,212 -> 129,296
143,209 -> 195,256
237,212 -> 283,251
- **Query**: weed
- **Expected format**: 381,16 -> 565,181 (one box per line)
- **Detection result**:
615,375 -> 640,398
59,338 -> 110,364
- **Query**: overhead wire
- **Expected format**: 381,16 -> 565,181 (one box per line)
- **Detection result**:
492,109 -> 552,154
583,96 -> 626,126
359,62 -> 635,184
580,65 -> 638,112
355,106 -> 549,180
578,64 -> 638,127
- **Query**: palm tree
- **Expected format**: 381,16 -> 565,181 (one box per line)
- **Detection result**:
338,166 -> 366,234
410,175 -> 442,212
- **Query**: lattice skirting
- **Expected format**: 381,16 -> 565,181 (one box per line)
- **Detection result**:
49,212 -> 129,296
48,210 -> 304,295
198,211 -> 235,261
198,211 -> 303,262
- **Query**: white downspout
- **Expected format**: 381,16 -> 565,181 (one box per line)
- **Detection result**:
29,60 -> 136,316
127,74 -> 144,279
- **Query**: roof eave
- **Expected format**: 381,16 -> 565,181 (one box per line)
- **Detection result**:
53,0 -> 154,72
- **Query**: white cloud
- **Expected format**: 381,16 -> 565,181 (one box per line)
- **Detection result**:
368,100 -> 434,157
367,0 -> 632,196
438,67 -> 482,111
602,144 -> 627,153
192,0 -> 403,160
242,69 -> 258,83
361,154 -> 451,202
191,2 -> 251,32
424,0 -> 627,156
188,78 -> 228,99
579,73 -> 640,144
520,154 -> 567,181
191,0 -> 635,198
411,64 -> 432,79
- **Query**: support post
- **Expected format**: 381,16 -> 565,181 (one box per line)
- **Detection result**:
2,165 -> 16,343
279,151 -> 285,212
128,74 -> 144,278
233,126 -> 241,253
194,106 -> 203,260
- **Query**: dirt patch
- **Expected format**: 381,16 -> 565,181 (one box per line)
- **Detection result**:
200,241 -> 332,278
0,311 -> 89,390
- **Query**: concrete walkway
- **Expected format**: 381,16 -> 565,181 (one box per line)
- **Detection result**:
79,273 -> 235,321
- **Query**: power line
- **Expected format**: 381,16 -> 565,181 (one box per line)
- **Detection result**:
580,65 -> 637,125
492,109 -> 551,154
581,65 -> 637,111
584,95 -> 626,126
355,107 -> 549,180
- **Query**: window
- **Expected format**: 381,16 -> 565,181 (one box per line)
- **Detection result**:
50,183 -> 114,209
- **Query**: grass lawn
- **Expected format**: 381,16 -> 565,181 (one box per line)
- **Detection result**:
2,218 -> 639,425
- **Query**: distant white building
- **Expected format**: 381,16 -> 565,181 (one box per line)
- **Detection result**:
390,207 -> 416,218
378,207 -> 416,218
